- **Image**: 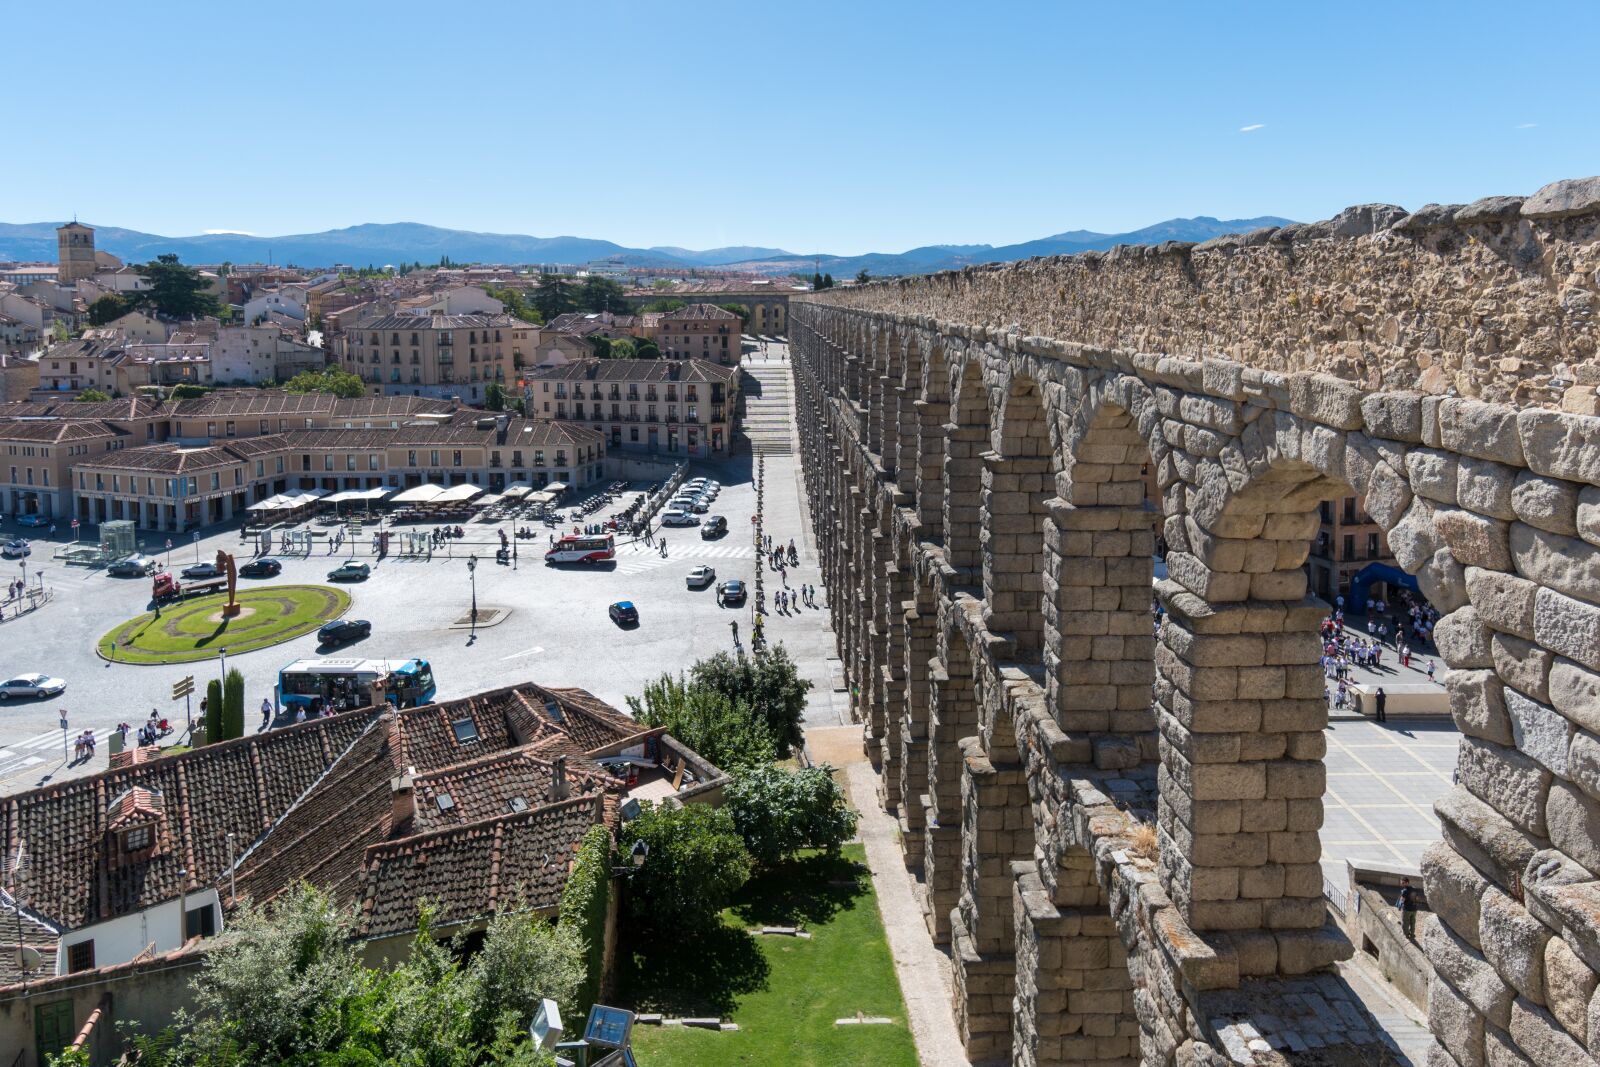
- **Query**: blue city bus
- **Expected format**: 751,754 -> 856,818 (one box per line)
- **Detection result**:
277,657 -> 436,712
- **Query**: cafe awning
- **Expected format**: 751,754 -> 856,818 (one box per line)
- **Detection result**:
433,483 -> 484,504
392,484 -> 446,504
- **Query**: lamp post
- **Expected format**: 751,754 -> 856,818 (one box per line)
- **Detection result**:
467,555 -> 478,640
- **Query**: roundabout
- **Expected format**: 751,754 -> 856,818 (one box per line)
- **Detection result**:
96,585 -> 352,665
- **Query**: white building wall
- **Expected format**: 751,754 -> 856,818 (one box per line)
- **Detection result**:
56,888 -> 223,974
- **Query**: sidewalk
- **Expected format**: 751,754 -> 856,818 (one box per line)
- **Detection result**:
812,724 -> 972,1067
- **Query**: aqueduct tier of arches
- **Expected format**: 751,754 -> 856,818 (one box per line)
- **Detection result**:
789,300 -> 1600,1067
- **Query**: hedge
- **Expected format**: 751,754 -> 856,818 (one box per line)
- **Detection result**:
560,824 -> 612,1012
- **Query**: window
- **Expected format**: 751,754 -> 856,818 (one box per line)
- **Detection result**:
508,796 -> 529,812
35,1000 -> 76,1060
125,824 -> 154,851
452,450 -> 462,467
185,904 -> 218,939
1367,532 -> 1380,559
66,940 -> 96,973
452,718 -> 480,744
436,792 -> 456,812
1343,534 -> 1355,562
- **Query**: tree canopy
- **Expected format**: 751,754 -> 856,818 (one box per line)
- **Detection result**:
725,765 -> 858,867
638,298 -> 686,314
854,269 -> 871,285
134,254 -> 221,319
690,646 -> 812,759
617,802 -> 751,930
532,275 -> 578,321
74,388 -> 111,403
627,673 -> 775,771
284,369 -> 366,398
606,338 -> 637,360
87,294 -> 132,326
483,284 -> 544,325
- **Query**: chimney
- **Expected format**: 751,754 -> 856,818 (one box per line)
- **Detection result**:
496,413 -> 509,444
389,767 -> 416,827
552,755 -> 570,801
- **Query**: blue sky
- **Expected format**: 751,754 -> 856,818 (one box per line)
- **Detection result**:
7,1 -> 1595,254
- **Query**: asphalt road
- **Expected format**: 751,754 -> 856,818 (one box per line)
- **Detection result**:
0,408 -> 840,793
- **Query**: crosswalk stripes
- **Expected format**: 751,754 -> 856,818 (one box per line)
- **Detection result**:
0,725 -> 116,778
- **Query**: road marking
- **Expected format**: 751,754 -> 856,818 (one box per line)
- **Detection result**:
500,646 -> 546,661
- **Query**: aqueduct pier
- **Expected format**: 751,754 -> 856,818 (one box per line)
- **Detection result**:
790,177 -> 1600,1066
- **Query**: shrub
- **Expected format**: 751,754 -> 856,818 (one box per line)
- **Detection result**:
223,668 -> 245,741
628,674 -> 775,771
203,678 -> 223,746
618,802 -> 750,931
725,765 -> 858,867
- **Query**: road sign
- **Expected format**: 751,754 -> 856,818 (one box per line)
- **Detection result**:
172,676 -> 195,700
70,519 -> 79,529
166,539 -> 173,550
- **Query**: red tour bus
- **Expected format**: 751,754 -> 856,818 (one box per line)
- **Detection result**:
545,533 -> 616,565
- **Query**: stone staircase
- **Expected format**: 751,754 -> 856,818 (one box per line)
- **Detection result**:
738,360 -> 796,456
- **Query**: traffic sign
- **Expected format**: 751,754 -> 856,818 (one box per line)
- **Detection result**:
172,676 -> 195,700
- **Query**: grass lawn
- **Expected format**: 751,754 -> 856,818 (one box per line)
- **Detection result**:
624,845 -> 918,1067
97,585 -> 351,665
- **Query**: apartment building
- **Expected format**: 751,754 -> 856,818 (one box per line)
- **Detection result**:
1306,492 -> 1393,602
339,313 -> 537,404
526,357 -> 739,458
657,303 -> 740,364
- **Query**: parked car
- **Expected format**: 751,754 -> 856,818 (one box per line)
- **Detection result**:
240,558 -> 283,578
701,515 -> 728,538
327,560 -> 371,582
15,515 -> 47,528
717,579 -> 747,607
181,561 -> 222,579
0,673 -> 66,699
660,510 -> 697,527
317,618 -> 372,646
2,540 -> 30,559
686,565 -> 716,589
107,555 -> 158,577
686,498 -> 711,514
608,601 -> 639,626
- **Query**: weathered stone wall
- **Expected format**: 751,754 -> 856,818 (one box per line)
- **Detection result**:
788,234 -> 1600,1064
810,177 -> 1600,411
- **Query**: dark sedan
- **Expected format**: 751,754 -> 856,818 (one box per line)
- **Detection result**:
240,558 -> 283,578
608,601 -> 639,626
717,579 -> 747,607
317,618 -> 372,646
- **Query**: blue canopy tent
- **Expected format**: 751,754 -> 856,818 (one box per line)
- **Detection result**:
1346,562 -> 1418,611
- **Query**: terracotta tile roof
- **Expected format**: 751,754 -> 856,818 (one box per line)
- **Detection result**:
0,419 -> 123,443
412,749 -> 619,831
526,357 -> 738,385
358,794 -> 605,938
73,443 -> 241,473
660,303 -> 739,321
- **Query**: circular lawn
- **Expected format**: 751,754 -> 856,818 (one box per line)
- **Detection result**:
97,585 -> 351,665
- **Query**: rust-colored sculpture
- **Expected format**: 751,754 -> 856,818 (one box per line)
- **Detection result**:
217,549 -> 240,617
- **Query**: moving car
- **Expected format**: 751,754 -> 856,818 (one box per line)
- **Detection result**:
107,555 -> 158,577
2,539 -> 30,559
328,560 -> 371,582
660,510 -> 697,527
701,515 -> 728,538
686,565 -> 716,589
717,579 -> 747,607
317,618 -> 372,646
15,515 -> 47,528
0,673 -> 66,699
608,601 -> 639,626
240,557 -> 283,578
181,561 -> 222,579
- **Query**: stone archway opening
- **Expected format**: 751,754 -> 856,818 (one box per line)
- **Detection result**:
981,373 -> 1054,668
945,360 -> 989,586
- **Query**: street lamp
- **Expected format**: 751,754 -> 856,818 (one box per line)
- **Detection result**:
467,555 -> 478,640
612,839 -> 648,876
218,647 -> 228,693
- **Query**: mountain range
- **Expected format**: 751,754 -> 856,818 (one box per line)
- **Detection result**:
0,216 -> 1295,278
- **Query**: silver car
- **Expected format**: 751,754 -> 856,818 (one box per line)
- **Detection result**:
0,673 -> 66,699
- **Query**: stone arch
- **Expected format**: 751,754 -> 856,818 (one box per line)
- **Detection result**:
913,339 -> 951,538
980,369 -> 1056,665
945,357 -> 990,583
922,602 -> 982,946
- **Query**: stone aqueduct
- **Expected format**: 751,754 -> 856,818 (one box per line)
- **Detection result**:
788,178 -> 1600,1066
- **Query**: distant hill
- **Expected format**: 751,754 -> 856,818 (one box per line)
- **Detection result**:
0,215 -> 1296,277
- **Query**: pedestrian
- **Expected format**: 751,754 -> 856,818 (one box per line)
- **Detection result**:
1426,659 -> 1436,683
1399,877 -> 1417,940
731,619 -> 739,642
261,697 -> 273,727
1374,686 -> 1387,724
295,706 -> 307,723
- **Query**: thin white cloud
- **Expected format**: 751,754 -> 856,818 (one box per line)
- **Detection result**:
1239,123 -> 1265,133
203,228 -> 256,235
1515,122 -> 1538,129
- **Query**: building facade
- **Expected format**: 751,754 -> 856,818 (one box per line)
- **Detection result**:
526,357 -> 738,458
56,222 -> 97,284
338,313 -> 537,404
657,303 -> 740,364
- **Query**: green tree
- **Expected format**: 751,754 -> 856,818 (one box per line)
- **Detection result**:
717,303 -> 750,327
638,298 -> 686,314
204,678 -> 223,746
465,911 -> 585,1049
724,765 -> 858,867
618,802 -> 750,930
607,338 -> 637,360
170,383 -> 209,400
74,388 -> 111,403
284,369 -> 365,398
484,285 -> 543,325
690,645 -> 812,759
532,275 -> 578,321
87,294 -> 131,326
558,825 -> 611,1015
628,673 -> 775,770
575,275 -> 628,314
590,336 -> 613,359
485,382 -> 506,411
821,272 -> 835,289
223,668 -> 245,741
134,254 -> 221,319
854,268 -> 871,285
811,271 -> 823,290
634,339 -> 661,360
